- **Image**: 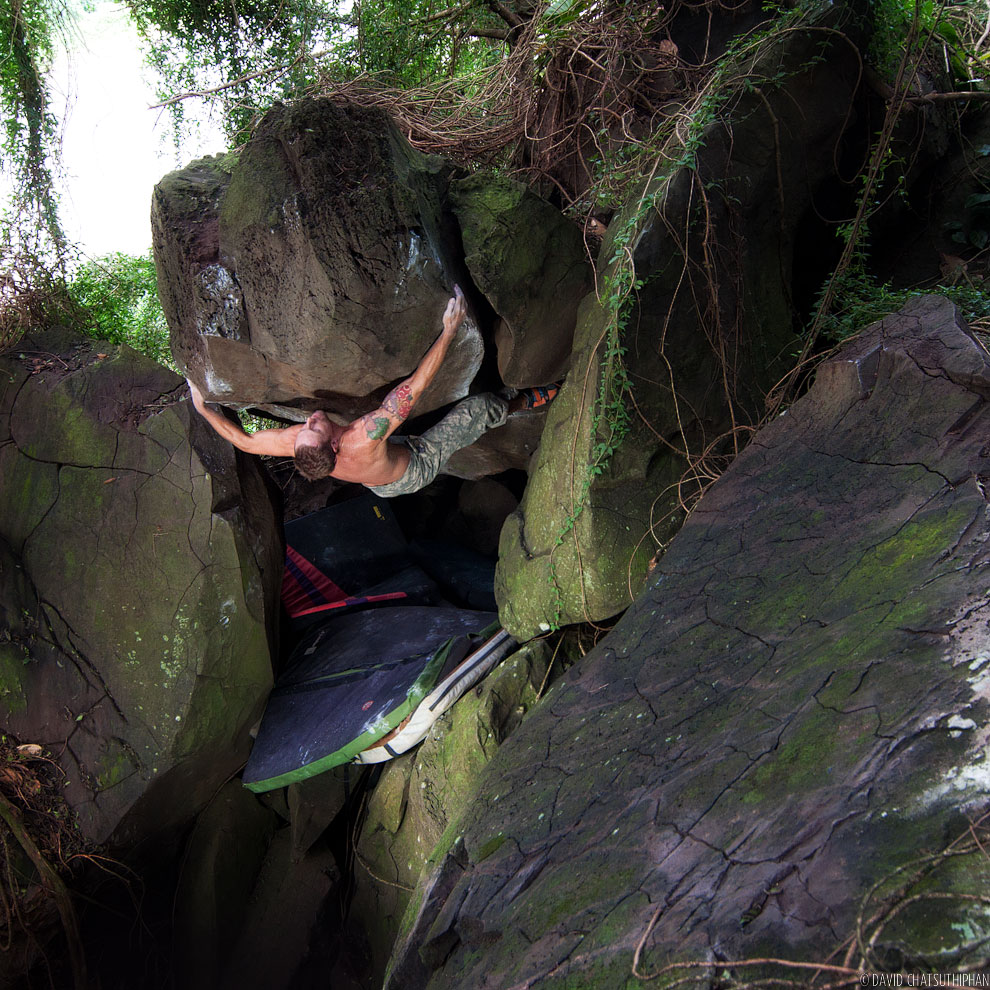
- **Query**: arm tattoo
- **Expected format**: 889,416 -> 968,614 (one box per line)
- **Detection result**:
367,416 -> 390,440
381,382 -> 414,420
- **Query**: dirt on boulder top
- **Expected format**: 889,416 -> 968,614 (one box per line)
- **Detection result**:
9,334 -> 185,431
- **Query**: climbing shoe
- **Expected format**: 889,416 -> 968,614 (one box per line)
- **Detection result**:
508,382 -> 561,415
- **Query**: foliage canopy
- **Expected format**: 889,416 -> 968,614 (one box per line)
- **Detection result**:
124,0 -> 520,145
1,0 -> 70,272
65,252 -> 174,368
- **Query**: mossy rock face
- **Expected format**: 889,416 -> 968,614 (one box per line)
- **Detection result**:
153,98 -> 483,423
348,641 -> 551,988
387,296 -> 990,988
449,173 -> 591,387
494,23 -> 866,638
0,328 -> 281,846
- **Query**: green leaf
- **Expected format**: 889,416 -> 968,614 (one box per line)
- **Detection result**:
935,19 -> 959,47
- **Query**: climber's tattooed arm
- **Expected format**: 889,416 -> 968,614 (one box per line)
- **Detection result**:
360,383 -> 416,442
367,416 -> 390,440
382,382 -> 414,421
357,288 -> 462,446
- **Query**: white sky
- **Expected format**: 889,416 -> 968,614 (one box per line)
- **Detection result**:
48,0 -> 227,259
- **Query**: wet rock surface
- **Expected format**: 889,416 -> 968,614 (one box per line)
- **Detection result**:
0,328 -> 281,847
389,296 -> 990,987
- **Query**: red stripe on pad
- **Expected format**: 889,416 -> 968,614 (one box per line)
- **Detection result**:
281,545 -> 350,617
288,545 -> 348,598
280,570 -> 311,613
291,592 -> 408,618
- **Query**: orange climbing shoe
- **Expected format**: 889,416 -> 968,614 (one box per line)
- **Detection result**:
509,382 -> 561,415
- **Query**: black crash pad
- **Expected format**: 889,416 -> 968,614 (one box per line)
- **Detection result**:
243,606 -> 496,792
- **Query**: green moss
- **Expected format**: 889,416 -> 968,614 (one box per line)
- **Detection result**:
213,150 -> 239,174
814,668 -> 866,707
429,821 -> 464,874
505,860 -> 641,934
40,402 -> 112,465
176,620 -> 267,759
478,863 -> 652,989
874,508 -> 970,570
497,348 -> 689,637
367,760 -> 410,836
390,645 -> 554,969
830,503 -> 973,610
736,500 -> 972,643
837,811 -> 990,968
474,831 -> 507,862
0,452 -> 59,550
155,156 -> 232,217
389,819 -> 466,967
739,708 -> 841,804
538,960 -> 649,990
220,137 -> 290,234
0,644 -> 29,713
580,888 -> 652,950
94,745 -> 135,791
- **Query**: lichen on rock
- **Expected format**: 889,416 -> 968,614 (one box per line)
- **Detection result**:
0,327 -> 281,847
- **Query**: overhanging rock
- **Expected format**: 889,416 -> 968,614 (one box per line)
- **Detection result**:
152,98 -> 482,422
389,295 -> 990,987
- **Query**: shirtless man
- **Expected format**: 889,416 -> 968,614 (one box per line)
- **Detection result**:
187,286 -> 558,496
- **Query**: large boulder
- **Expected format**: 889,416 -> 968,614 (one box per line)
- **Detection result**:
495,17 -> 866,637
443,413 -> 546,479
0,329 -> 281,846
152,100 -> 595,486
152,98 -> 483,421
448,173 -> 591,387
388,295 -> 990,987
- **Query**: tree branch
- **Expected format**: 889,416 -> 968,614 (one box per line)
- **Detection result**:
421,0 -> 477,25
909,90 -> 990,102
147,50 -> 330,108
470,26 -> 511,40
148,64 -> 291,108
486,0 -> 524,29
0,791 -> 86,990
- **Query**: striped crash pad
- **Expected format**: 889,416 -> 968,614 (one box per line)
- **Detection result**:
280,495 -> 436,625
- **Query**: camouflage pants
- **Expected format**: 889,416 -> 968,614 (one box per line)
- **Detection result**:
367,393 -> 509,498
